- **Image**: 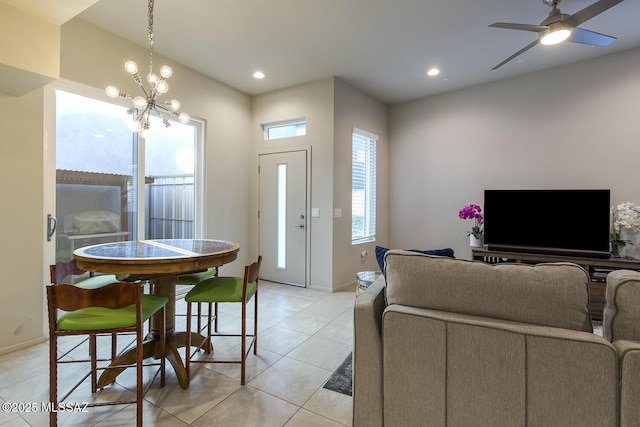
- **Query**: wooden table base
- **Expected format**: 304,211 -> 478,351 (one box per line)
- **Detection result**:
97,275 -> 211,389
97,331 -> 210,389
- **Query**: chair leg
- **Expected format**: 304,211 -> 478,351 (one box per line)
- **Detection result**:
254,289 -> 258,355
136,322 -> 143,427
185,303 -> 192,378
111,332 -> 117,360
214,302 -> 219,332
241,301 -> 247,385
49,334 -> 57,427
160,306 -> 166,387
90,335 -> 97,392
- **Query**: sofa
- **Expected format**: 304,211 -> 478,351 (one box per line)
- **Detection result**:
353,249 -> 640,427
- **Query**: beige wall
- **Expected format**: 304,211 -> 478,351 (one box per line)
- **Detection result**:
251,78 -> 390,291
0,17 -> 253,353
60,19 -> 253,275
251,78 -> 335,291
333,78 -> 389,289
389,47 -> 640,261
0,2 -> 59,95
0,89 -> 47,352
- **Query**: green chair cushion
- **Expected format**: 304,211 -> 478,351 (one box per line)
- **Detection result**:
57,295 -> 168,331
185,276 -> 257,303
74,274 -> 119,290
176,267 -> 217,286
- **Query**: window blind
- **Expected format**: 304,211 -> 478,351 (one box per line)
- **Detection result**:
352,129 -> 377,244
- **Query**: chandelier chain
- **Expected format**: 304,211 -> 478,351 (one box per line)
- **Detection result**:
148,0 -> 154,75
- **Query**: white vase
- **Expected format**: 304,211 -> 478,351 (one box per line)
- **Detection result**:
470,235 -> 482,247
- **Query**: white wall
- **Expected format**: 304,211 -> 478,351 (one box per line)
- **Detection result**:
251,78 -> 335,291
389,47 -> 640,261
333,78 -> 389,288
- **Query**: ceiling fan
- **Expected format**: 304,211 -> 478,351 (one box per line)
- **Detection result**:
489,0 -> 624,70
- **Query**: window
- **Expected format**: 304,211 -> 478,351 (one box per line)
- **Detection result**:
263,118 -> 306,140
55,89 -> 204,261
352,128 -> 377,244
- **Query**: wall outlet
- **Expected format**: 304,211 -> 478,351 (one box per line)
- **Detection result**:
334,208 -> 342,218
361,250 -> 368,263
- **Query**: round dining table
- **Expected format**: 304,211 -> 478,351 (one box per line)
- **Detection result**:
74,239 -> 240,389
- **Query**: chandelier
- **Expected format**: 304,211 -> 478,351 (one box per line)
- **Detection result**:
105,0 -> 189,139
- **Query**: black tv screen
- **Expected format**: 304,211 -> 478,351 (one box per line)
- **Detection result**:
483,189 -> 611,258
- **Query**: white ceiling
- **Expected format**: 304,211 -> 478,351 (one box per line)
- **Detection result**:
28,0 -> 640,104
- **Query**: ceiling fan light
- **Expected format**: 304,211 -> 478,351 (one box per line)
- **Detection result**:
540,28 -> 572,45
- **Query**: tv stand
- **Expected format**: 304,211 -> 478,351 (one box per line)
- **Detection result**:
472,248 -> 640,321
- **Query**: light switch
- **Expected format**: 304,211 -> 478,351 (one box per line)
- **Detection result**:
312,208 -> 320,217
334,208 -> 342,218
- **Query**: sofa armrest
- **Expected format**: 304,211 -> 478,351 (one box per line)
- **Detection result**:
603,270 -> 640,342
613,339 -> 640,427
353,276 -> 386,427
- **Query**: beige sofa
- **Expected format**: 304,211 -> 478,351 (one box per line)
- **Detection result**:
353,250 -> 640,427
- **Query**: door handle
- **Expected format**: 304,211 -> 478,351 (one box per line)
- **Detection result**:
294,224 -> 305,229
47,214 -> 57,242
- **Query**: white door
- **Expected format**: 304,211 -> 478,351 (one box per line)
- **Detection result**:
259,150 -> 308,286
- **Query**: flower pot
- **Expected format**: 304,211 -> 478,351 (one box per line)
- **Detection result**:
470,235 -> 482,247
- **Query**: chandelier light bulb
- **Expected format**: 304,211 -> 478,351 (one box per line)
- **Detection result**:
178,112 -> 190,124
156,80 -> 169,94
147,73 -> 159,85
128,120 -> 142,133
132,96 -> 148,109
160,65 -> 173,79
166,99 -> 180,111
124,60 -> 139,75
105,85 -> 120,98
104,0 -> 189,139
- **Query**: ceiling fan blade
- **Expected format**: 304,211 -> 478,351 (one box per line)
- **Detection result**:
567,0 -> 624,27
491,40 -> 539,70
568,27 -> 617,46
489,22 -> 548,33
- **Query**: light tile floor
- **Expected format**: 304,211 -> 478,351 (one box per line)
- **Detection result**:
0,281 -> 355,426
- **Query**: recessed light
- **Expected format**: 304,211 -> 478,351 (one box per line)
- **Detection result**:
253,71 -> 265,79
427,68 -> 441,77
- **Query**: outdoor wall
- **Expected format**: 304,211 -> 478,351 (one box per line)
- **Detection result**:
389,47 -> 640,261
251,78 -> 335,291
60,18 -> 253,276
333,79 -> 389,290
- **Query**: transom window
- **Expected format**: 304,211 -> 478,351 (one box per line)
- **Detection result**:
263,118 -> 306,140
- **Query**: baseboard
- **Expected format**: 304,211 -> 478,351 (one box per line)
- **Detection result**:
333,280 -> 357,293
0,336 -> 46,356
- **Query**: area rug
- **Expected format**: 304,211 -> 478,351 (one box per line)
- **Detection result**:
323,352 -> 352,396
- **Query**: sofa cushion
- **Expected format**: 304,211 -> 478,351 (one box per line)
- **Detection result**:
383,250 -> 592,332
375,245 -> 454,273
603,269 -> 640,342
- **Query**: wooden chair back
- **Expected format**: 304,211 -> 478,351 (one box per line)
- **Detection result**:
50,259 -> 93,284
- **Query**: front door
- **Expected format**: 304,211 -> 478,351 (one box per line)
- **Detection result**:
259,150 -> 308,286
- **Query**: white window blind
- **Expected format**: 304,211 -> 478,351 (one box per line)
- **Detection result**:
352,129 -> 377,244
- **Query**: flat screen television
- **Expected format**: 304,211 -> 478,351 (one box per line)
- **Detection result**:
483,189 -> 611,258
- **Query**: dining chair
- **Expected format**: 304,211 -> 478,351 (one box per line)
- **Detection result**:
47,281 -> 167,427
185,256 -> 262,384
50,259 -> 122,359
176,267 -> 218,333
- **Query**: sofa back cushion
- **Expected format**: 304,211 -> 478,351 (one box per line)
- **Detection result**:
384,250 -> 592,332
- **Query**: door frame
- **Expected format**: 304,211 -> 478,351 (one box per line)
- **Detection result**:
257,146 -> 312,287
